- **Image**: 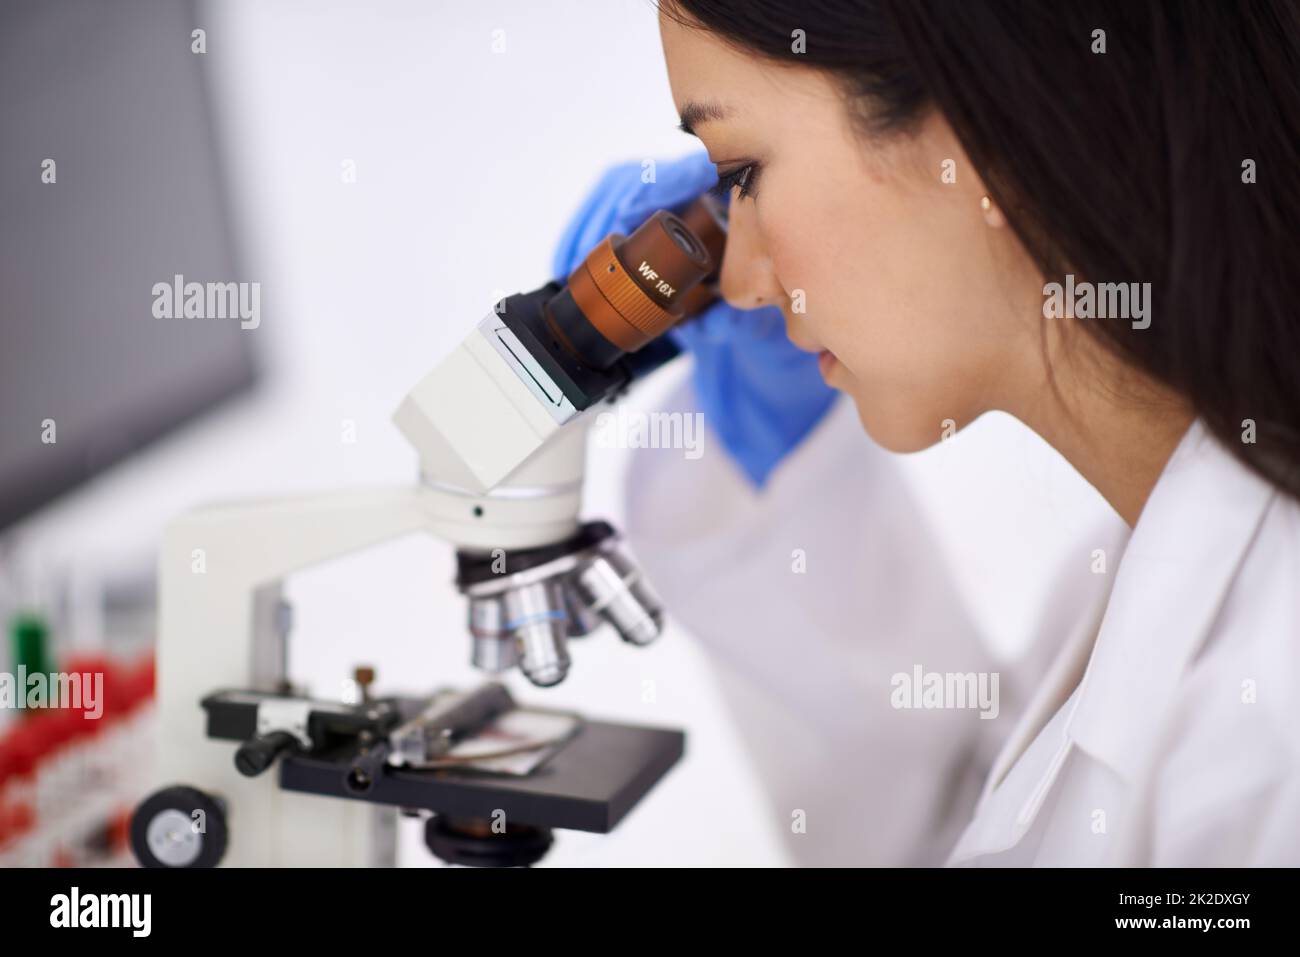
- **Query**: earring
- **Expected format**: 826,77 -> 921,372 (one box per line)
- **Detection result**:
980,194 -> 1004,227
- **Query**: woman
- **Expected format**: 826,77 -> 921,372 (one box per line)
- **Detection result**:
559,1 -> 1300,865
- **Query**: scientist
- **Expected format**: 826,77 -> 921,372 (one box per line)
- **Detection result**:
553,0 -> 1300,866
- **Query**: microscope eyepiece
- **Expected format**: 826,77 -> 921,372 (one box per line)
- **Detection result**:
551,195 -> 726,369
663,215 -> 708,260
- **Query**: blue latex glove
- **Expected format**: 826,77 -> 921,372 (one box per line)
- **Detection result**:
550,150 -> 837,488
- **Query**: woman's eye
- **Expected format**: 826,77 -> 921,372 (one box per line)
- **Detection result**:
709,163 -> 758,200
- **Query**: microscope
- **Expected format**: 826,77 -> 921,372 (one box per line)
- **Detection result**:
129,189 -> 729,867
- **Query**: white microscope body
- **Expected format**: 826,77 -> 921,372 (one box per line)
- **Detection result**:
150,312 -> 636,866
141,197 -> 725,867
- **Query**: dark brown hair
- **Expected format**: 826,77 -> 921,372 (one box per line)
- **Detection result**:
662,0 -> 1300,498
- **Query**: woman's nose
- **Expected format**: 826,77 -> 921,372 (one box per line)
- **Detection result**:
718,197 -> 784,310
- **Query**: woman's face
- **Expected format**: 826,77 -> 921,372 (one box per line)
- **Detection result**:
659,8 -> 1048,452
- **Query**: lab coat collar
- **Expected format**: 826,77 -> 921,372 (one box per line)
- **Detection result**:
1066,418 -> 1277,781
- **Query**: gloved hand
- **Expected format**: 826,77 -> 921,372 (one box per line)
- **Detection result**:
550,150 -> 837,489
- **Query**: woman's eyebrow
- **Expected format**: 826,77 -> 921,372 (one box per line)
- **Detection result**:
677,99 -> 731,136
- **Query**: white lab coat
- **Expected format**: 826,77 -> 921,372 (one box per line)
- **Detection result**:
948,417 -> 1300,866
619,380 -> 1300,866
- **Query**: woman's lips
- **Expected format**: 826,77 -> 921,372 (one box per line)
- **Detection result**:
817,350 -> 838,378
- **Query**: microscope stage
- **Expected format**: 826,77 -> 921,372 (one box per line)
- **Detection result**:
277,715 -> 685,833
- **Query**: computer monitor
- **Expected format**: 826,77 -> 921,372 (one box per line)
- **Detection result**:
0,0 -> 259,531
